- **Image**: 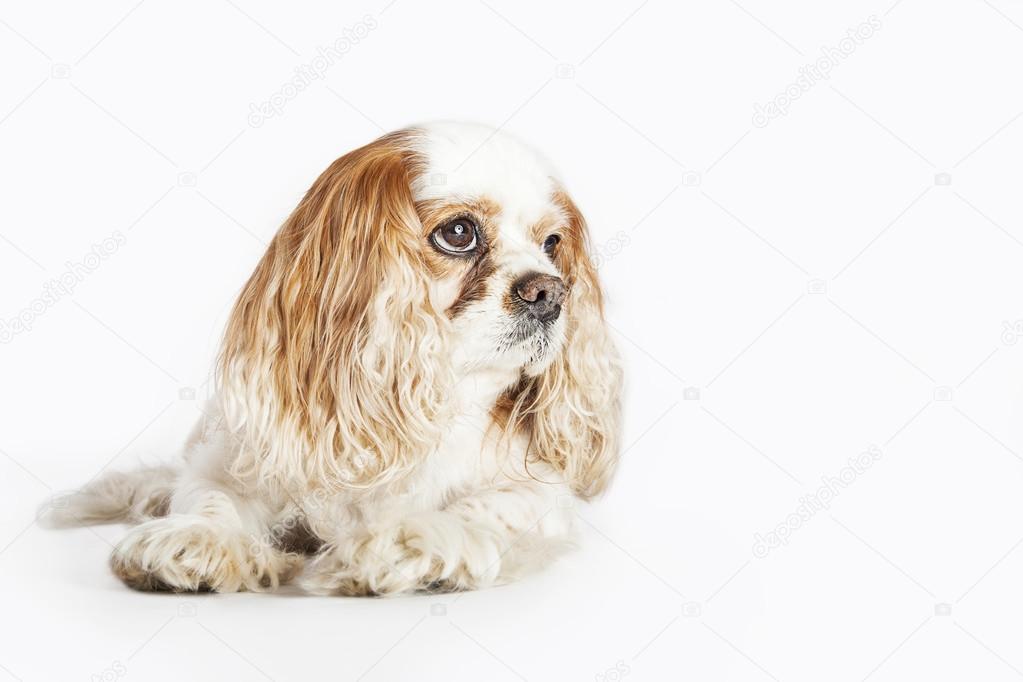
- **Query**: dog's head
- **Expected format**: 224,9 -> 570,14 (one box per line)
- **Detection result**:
219,122 -> 621,497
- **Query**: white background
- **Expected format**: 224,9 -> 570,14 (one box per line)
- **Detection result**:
2,0 -> 1023,680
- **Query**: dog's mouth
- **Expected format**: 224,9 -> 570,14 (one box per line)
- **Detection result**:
497,314 -> 565,374
502,313 -> 558,346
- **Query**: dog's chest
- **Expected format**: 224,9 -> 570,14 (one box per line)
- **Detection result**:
302,370 -> 525,529
408,372 -> 517,505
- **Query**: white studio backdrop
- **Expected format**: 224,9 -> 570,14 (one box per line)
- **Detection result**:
2,1 -> 1023,680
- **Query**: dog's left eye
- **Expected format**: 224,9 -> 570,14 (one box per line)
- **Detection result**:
432,219 -> 478,254
543,234 -> 561,253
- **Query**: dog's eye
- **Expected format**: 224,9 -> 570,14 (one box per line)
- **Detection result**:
432,219 -> 478,254
543,234 -> 561,254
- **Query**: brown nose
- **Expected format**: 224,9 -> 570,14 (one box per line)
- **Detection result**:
513,272 -> 566,323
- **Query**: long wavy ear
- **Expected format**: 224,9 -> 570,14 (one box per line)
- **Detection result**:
217,130 -> 449,493
504,188 -> 624,499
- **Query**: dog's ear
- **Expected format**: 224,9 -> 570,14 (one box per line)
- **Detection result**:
504,189 -> 624,498
218,130 -> 450,492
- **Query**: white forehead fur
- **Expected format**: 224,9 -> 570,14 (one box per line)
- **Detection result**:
411,121 -> 563,276
411,121 -> 560,212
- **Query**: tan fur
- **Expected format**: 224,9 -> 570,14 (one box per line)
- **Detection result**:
217,130 -> 452,496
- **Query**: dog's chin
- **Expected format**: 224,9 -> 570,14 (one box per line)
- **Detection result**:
506,318 -> 565,377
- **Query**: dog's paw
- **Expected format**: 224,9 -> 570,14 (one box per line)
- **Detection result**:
298,530 -> 417,596
110,515 -> 302,593
299,516 -> 502,596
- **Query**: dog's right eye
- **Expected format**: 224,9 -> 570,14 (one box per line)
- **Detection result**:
432,218 -> 478,255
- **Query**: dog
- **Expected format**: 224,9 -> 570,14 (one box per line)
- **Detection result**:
44,122 -> 623,596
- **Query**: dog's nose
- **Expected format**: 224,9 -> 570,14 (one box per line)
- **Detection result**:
513,272 -> 566,323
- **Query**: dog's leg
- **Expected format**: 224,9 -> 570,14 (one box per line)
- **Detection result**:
39,465 -> 177,528
301,481 -> 574,596
109,430 -> 302,593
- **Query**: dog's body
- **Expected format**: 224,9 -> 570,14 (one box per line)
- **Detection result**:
47,122 -> 622,595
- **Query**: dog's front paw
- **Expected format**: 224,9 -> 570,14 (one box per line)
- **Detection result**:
299,530 -> 417,596
300,517 -> 502,596
110,515 -> 302,593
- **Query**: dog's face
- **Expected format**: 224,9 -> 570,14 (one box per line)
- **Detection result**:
219,122 -> 621,497
413,122 -> 573,377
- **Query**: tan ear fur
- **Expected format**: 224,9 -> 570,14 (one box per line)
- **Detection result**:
218,130 -> 450,494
